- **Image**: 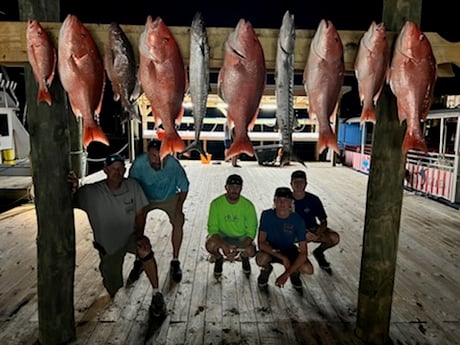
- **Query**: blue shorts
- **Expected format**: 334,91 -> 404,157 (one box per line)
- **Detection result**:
271,245 -> 300,264
224,139 -> 232,149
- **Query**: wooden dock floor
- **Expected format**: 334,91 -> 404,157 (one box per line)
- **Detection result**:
0,161 -> 459,345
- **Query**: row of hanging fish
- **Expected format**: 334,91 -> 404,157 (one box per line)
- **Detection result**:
354,20 -> 437,154
26,13 -> 437,157
304,18 -> 436,155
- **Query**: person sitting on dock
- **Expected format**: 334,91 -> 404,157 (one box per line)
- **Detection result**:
256,187 -> 314,293
128,139 -> 190,284
290,170 -> 340,274
67,154 -> 166,318
206,174 -> 258,279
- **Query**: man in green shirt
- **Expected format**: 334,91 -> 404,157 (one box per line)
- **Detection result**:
206,174 -> 258,278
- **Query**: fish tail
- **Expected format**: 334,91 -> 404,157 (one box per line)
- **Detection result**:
402,132 -> 428,154
317,130 -> 340,155
360,108 -> 376,124
281,151 -> 306,168
226,137 -> 254,159
83,126 -> 110,148
181,141 -> 206,157
38,88 -> 52,106
160,131 -> 186,160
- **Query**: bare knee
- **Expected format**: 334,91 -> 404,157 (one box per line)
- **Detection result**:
299,259 -> 314,275
136,236 -> 152,259
242,243 -> 256,257
255,252 -> 271,267
329,229 -> 340,246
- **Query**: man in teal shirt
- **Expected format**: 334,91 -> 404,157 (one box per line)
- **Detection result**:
129,139 -> 190,283
206,174 -> 258,279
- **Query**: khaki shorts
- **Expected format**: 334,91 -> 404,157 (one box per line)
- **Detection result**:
97,233 -> 137,295
144,195 -> 182,228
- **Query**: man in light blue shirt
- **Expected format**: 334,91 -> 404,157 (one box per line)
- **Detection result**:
129,139 -> 190,283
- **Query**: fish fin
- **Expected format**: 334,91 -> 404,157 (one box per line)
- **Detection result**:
38,87 -> 52,106
280,150 -> 306,168
160,132 -> 185,160
175,107 -> 185,126
359,108 -> 376,125
83,125 -> 110,148
317,130 -> 340,155
226,137 -> 254,159
402,132 -> 428,154
181,141 -> 206,157
248,109 -> 260,131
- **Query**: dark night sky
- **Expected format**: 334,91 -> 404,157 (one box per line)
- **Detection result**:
2,0 -> 457,38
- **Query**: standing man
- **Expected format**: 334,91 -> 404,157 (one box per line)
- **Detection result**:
290,170 -> 340,274
68,154 -> 166,317
206,174 -> 258,279
129,139 -> 190,283
256,187 -> 314,293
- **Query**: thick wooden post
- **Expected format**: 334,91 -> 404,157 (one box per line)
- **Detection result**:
355,87 -> 405,343
19,0 -> 77,343
355,1 -> 422,344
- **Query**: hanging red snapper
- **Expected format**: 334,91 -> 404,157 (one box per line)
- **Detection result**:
217,18 -> 266,159
58,14 -> 109,148
354,21 -> 390,125
389,21 -> 437,153
26,19 -> 57,106
138,16 -> 187,160
303,19 -> 344,155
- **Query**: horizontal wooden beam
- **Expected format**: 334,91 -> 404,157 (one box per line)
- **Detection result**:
1,21 -> 459,77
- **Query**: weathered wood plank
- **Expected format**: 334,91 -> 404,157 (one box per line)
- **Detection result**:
1,161 -> 459,345
1,21 -> 459,76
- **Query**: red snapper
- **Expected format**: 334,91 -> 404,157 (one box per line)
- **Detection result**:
58,14 -> 109,148
354,21 -> 390,125
26,19 -> 57,106
217,19 -> 266,159
303,19 -> 344,155
138,16 -> 187,160
389,21 -> 437,153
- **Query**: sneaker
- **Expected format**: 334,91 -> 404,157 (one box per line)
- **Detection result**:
126,259 -> 144,286
313,248 -> 332,274
242,257 -> 251,276
170,260 -> 182,283
290,271 -> 302,293
257,264 -> 273,288
214,256 -> 224,279
150,292 -> 167,318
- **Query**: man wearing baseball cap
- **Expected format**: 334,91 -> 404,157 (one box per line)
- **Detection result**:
290,170 -> 340,274
67,154 -> 166,318
256,187 -> 314,293
206,174 -> 258,279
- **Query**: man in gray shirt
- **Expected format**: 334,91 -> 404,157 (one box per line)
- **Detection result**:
68,154 -> 166,317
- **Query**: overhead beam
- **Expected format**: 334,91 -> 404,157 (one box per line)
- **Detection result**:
1,21 -> 459,77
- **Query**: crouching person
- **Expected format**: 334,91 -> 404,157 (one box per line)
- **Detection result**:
256,187 -> 314,293
206,174 -> 258,279
67,154 -> 166,317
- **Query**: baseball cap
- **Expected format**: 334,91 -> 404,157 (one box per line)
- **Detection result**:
147,139 -> 162,151
226,174 -> 243,186
274,187 -> 294,199
291,170 -> 307,181
105,154 -> 125,166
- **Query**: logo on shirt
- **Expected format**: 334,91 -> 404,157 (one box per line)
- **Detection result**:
283,223 -> 294,235
224,214 -> 239,223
